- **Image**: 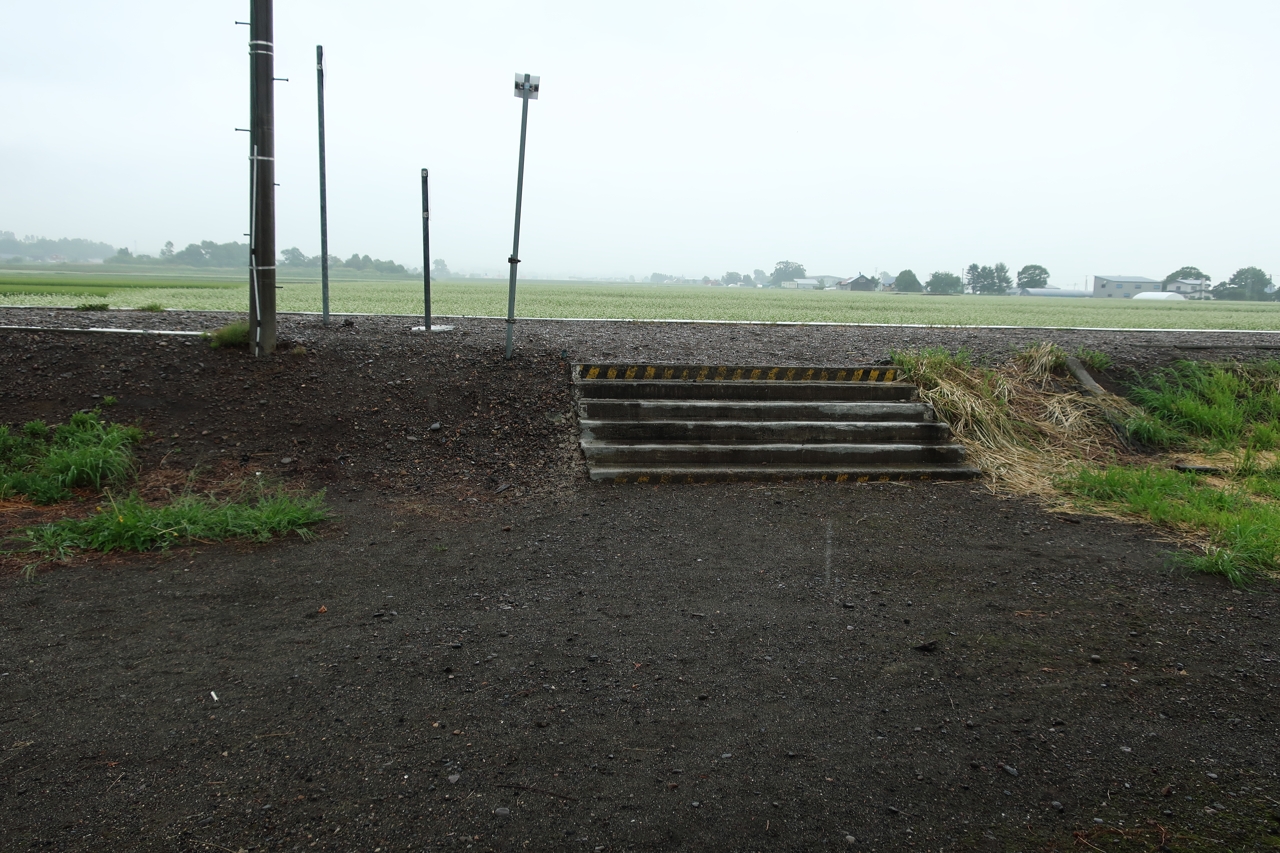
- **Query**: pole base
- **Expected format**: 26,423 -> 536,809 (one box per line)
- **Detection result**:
411,324 -> 455,333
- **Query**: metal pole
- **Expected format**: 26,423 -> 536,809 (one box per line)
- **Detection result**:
249,0 -> 277,355
504,76 -> 532,360
421,168 -> 431,329
317,45 -> 330,327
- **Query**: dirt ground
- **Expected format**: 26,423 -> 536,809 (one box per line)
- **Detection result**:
1,309 -> 1279,852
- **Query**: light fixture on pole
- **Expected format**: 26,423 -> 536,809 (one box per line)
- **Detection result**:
504,72 -> 539,360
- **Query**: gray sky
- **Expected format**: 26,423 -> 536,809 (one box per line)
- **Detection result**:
4,1 -> 1279,287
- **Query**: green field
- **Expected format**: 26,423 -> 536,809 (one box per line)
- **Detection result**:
2,267 -> 1279,330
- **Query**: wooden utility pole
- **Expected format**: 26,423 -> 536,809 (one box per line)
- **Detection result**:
248,0 -> 277,355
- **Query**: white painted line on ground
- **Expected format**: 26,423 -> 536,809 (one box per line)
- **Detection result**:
0,325 -> 205,336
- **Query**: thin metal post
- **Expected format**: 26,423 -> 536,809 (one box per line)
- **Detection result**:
317,45 -> 330,326
505,74 -> 534,359
421,168 -> 431,329
248,0 -> 277,355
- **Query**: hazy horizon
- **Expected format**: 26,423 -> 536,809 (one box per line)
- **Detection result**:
4,1 -> 1279,290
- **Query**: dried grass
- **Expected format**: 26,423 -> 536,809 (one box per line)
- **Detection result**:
894,343 -> 1141,499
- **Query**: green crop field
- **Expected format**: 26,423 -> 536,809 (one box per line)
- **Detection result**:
1,267 -> 1279,330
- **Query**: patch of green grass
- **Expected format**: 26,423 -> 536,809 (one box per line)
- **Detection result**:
1074,346 -> 1113,372
1060,465 -> 1280,587
0,411 -> 143,504
136,302 -> 164,312
206,321 -> 250,349
15,483 -> 327,571
75,302 -> 109,311
1124,360 -> 1280,450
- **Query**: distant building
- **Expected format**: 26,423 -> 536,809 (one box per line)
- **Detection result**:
878,271 -> 897,288
812,275 -> 843,287
1133,291 -> 1186,301
1167,278 -> 1212,300
1091,275 -> 1162,298
837,274 -> 877,291
792,278 -> 822,290
1014,287 -> 1089,298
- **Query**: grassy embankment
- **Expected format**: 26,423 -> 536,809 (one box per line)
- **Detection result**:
3,265 -> 1280,329
894,347 -> 1280,586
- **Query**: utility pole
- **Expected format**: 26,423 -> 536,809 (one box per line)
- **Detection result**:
421,168 -> 431,329
317,45 -> 330,326
248,0 -> 277,356
504,73 -> 539,360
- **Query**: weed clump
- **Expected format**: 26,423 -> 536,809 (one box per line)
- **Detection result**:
136,302 -> 164,312
206,321 -> 250,349
0,411 -> 142,504
75,303 -> 109,311
18,483 -> 327,565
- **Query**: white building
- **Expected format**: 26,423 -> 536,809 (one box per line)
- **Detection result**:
1091,275 -> 1162,298
1167,278 -> 1212,299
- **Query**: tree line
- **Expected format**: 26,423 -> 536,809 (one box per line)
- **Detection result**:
100,241 -> 409,274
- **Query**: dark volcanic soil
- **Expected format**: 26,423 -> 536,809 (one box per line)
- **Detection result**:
1,309 -> 1278,852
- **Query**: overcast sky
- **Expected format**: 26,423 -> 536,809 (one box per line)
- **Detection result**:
4,1 -> 1279,287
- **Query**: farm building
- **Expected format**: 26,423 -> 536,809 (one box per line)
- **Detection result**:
837,274 -> 877,291
1167,278 -> 1212,299
1014,287 -> 1089,297
1091,275 -> 1162,298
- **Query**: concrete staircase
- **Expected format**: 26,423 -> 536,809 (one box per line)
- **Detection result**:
573,363 -> 980,483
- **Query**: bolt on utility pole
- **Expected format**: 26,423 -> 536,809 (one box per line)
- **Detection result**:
316,45 -> 330,326
248,0 -> 277,355
504,72 -> 539,360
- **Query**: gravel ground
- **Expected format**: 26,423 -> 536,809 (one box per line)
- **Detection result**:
3,307 -> 1280,373
1,307 -> 1279,852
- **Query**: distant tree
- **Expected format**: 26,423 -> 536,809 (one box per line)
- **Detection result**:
1162,266 -> 1211,290
105,247 -> 133,265
170,243 -> 208,266
770,260 -> 806,287
372,258 -> 406,274
966,263 -> 1007,295
1016,264 -> 1050,289
281,247 -> 309,266
649,272 -> 670,283
723,271 -> 742,285
895,269 -> 923,293
1213,267 -> 1274,301
753,269 -> 767,286
993,262 -> 1012,291
433,259 -> 451,280
925,271 -> 964,294
160,241 -> 175,259
742,273 -> 754,285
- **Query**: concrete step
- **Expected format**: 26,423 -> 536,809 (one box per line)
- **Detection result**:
580,441 -> 969,466
572,362 -> 979,483
576,363 -> 905,383
580,419 -> 954,444
577,379 -> 918,402
578,398 -> 935,422
588,463 -> 983,483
